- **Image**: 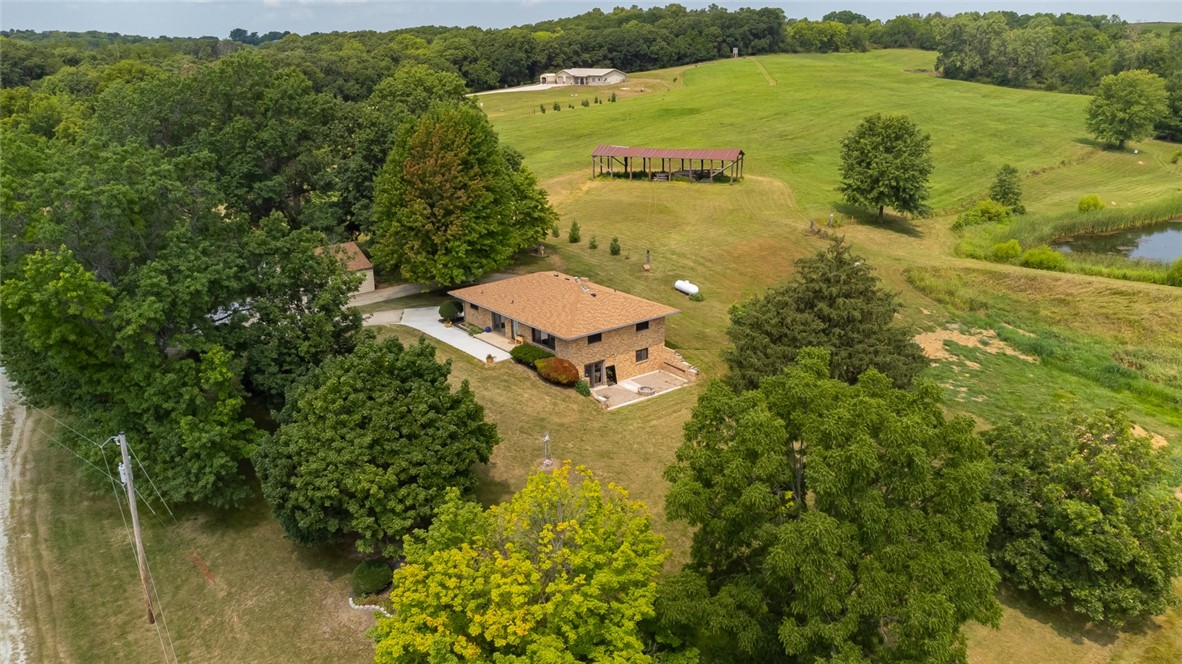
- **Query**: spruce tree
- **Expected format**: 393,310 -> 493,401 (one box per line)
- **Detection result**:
724,238 -> 926,391
989,164 -> 1025,213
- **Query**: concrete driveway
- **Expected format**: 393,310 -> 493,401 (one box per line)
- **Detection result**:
398,307 -> 512,363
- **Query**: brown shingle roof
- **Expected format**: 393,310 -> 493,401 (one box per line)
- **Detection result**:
315,241 -> 372,272
449,272 -> 679,340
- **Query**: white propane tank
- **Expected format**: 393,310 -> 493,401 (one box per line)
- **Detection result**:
674,280 -> 700,296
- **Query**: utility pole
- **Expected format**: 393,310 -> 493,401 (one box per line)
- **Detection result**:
117,433 -> 155,625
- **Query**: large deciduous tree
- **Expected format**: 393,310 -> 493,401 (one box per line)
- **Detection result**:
370,102 -> 556,286
370,463 -> 667,662
986,411 -> 1182,626
659,349 -> 1001,663
723,239 -> 926,391
0,135 -> 363,507
255,337 -> 498,556
838,112 -> 933,220
1086,69 -> 1169,148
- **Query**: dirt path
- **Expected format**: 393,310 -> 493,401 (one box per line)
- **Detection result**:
0,369 -> 29,664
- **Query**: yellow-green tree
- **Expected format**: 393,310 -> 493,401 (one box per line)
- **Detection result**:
371,464 -> 667,663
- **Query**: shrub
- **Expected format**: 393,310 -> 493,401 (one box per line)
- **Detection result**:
689,292 -> 705,302
581,98 -> 590,107
438,300 -> 462,321
352,559 -> 392,597
1078,194 -> 1104,212
589,235 -> 598,250
1172,150 -> 1181,164
1167,258 -> 1182,287
552,102 -> 560,111
609,237 -> 621,256
510,344 -> 554,367
609,92 -> 617,102
568,220 -> 581,243
952,199 -> 1011,230
574,379 -> 591,396
539,104 -> 546,114
1019,245 -> 1067,271
551,224 -> 560,238
990,240 -> 1022,263
535,357 -> 580,386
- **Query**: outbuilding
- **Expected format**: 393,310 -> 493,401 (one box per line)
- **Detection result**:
315,241 -> 375,294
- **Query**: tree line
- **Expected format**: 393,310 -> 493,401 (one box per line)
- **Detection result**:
6,8 -> 1178,135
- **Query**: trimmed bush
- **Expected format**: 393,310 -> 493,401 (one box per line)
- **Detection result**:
1078,194 -> 1104,212
352,559 -> 392,597
952,199 -> 1011,230
568,220 -> 581,243
574,379 -> 591,396
609,237 -> 621,256
990,240 -> 1022,263
535,357 -> 580,386
589,235 -> 598,250
1019,246 -> 1067,271
581,98 -> 590,107
438,300 -> 462,321
689,292 -> 705,302
539,104 -> 546,114
510,344 -> 554,367
551,224 -> 560,238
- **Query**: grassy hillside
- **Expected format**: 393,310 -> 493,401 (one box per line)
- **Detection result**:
16,49 -> 1182,664
484,50 -> 1182,215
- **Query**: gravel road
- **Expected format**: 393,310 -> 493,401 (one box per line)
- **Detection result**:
0,369 -> 28,664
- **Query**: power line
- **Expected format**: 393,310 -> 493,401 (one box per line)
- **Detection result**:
25,409 -> 180,662
128,441 -> 178,525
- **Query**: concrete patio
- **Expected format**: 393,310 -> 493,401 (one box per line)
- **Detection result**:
397,307 -> 512,363
591,370 -> 689,410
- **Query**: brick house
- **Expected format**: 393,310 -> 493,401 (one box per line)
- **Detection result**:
449,272 -> 692,387
315,241 -> 375,294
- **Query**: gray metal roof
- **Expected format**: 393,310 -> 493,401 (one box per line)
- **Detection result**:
558,68 -> 624,77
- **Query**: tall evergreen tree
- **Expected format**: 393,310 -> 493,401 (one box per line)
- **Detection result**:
724,238 -> 925,391
989,163 -> 1025,214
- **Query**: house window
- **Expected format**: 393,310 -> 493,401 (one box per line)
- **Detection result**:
636,321 -> 649,332
587,333 -> 602,345
531,327 -> 556,350
636,348 -> 649,362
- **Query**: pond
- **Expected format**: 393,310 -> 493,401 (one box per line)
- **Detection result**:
1055,220 -> 1182,263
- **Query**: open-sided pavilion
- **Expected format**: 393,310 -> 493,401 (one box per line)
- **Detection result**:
591,145 -> 744,183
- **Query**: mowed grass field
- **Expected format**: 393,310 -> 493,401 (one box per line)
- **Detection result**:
13,50 -> 1182,663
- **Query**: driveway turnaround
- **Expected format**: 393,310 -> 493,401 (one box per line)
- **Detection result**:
398,307 -> 512,363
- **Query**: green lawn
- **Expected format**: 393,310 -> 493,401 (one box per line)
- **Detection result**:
16,49 -> 1182,663
486,50 -> 1182,215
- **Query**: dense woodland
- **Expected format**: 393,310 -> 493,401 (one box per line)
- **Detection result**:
2,7 -> 1181,663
